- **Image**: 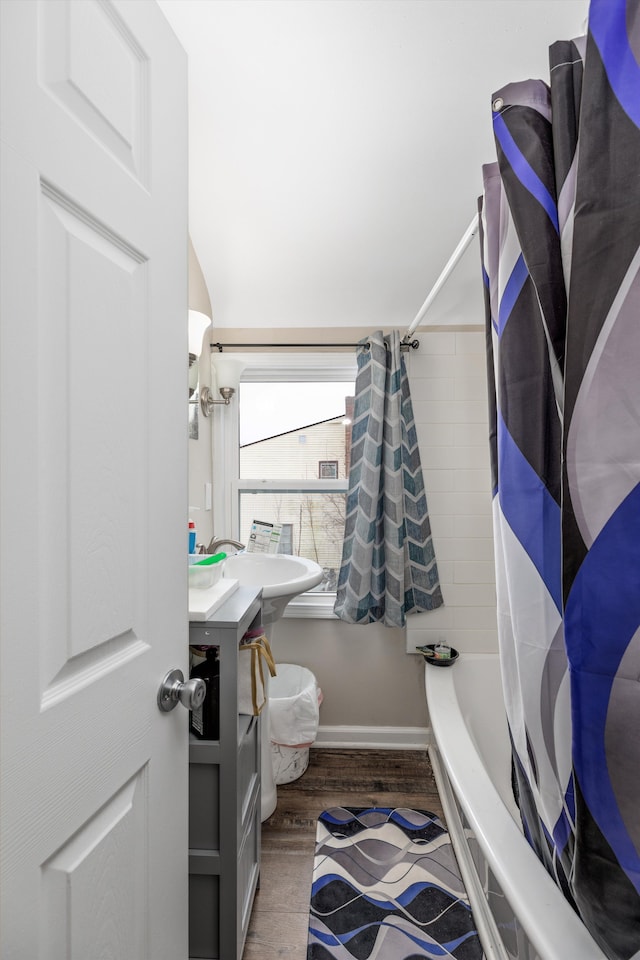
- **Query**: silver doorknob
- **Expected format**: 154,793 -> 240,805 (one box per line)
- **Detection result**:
157,668 -> 206,713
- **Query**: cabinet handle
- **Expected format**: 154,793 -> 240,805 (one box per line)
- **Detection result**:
157,669 -> 206,713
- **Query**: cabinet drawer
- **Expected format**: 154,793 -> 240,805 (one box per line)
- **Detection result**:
189,873 -> 220,959
189,762 -> 220,851
238,715 -> 260,827
238,799 -> 260,943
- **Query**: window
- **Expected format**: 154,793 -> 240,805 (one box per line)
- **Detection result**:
212,354 -> 356,617
319,460 -> 338,479
279,523 -> 294,554
239,382 -> 354,594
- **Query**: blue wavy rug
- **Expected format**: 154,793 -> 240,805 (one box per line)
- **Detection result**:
307,807 -> 482,960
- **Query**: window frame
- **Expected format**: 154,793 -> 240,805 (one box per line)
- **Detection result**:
211,352 -> 356,618
318,460 -> 339,479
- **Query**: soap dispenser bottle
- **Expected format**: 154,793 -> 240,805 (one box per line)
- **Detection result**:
189,647 -> 220,740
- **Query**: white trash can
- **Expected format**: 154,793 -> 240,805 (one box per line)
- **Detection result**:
269,663 -> 322,785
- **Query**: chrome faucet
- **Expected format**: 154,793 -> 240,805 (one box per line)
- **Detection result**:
205,537 -> 245,555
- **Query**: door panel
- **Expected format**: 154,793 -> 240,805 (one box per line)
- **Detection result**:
40,0 -> 149,182
41,770 -> 149,960
39,183 -> 147,682
0,2 -> 188,957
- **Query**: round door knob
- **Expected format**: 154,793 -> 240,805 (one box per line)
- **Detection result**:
157,668 -> 206,713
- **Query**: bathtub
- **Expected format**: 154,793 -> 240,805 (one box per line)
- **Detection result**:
425,653 -> 607,960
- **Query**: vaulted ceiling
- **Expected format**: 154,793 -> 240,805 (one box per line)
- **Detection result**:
158,0 -> 587,331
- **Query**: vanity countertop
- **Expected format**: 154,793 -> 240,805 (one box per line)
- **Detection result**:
188,578 -> 239,621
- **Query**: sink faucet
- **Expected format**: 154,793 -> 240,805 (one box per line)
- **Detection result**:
205,537 -> 245,555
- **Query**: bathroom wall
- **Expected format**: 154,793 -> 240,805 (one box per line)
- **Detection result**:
404,327 -> 498,657
188,347 -> 214,548
188,325 -> 497,741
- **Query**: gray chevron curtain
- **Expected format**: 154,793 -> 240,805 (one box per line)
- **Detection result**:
481,2 -> 640,957
333,330 -> 443,627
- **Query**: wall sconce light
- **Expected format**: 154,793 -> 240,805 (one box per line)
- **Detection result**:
188,237 -> 212,397
188,310 -> 210,395
200,354 -> 246,415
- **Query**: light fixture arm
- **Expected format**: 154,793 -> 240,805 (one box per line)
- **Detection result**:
200,385 -> 235,415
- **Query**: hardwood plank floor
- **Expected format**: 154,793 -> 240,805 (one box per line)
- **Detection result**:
242,748 -> 444,960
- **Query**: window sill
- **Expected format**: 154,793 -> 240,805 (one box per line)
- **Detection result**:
282,592 -> 338,619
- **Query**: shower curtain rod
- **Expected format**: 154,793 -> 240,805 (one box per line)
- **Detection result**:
209,213 -> 478,355
402,213 -> 480,342
210,339 -> 419,352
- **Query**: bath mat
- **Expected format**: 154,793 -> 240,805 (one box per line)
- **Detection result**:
307,807 -> 482,960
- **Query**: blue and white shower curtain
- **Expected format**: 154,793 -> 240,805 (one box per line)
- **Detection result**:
334,330 -> 443,627
481,2 -> 640,957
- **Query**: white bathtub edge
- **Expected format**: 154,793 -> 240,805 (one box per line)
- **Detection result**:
429,742 -> 511,960
425,656 -> 607,960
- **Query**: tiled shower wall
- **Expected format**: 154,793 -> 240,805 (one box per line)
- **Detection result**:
405,327 -> 498,655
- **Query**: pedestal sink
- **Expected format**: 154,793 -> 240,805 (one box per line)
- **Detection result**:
223,553 -> 323,820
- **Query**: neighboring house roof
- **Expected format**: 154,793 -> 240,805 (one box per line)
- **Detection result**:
240,415 -> 344,448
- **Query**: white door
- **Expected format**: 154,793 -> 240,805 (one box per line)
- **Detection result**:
0,2 -> 189,957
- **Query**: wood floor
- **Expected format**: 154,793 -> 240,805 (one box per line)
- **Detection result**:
242,748 -> 445,960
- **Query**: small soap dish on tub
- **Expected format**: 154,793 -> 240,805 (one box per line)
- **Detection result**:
417,643 -> 459,667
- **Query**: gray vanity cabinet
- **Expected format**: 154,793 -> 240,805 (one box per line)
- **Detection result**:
188,585 -> 262,960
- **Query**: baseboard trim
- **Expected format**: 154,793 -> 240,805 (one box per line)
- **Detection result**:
313,725 -> 430,750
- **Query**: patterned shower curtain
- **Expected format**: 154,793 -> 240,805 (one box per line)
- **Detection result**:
334,330 -> 443,627
481,2 -> 640,957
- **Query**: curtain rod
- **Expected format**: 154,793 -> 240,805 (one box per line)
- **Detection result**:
403,212 -> 480,341
209,215 -> 478,355
210,339 -> 419,352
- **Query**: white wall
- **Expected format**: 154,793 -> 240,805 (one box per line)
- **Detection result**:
188,325 -> 497,739
188,348 -> 214,549
274,617 -> 429,741
405,327 -> 498,655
